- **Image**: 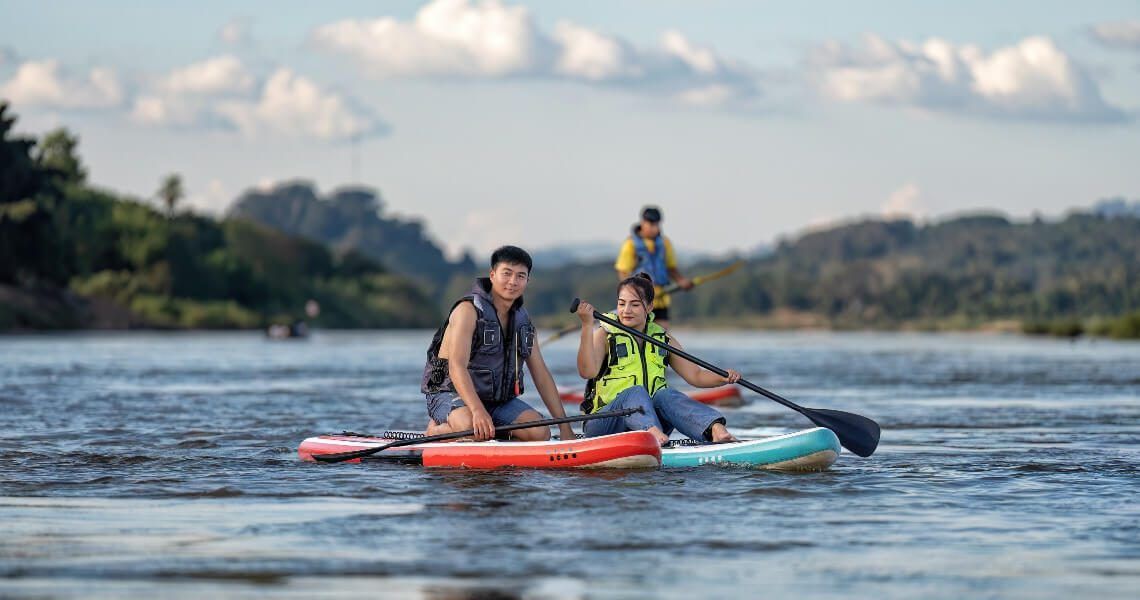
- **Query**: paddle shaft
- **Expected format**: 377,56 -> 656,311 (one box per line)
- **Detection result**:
542,324 -> 581,345
660,261 -> 743,295
546,262 -> 744,345
313,407 -> 644,463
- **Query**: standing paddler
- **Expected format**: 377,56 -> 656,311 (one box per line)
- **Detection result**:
614,206 -> 692,329
423,245 -> 575,442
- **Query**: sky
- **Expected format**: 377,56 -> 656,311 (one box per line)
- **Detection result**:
3,0 -> 1139,259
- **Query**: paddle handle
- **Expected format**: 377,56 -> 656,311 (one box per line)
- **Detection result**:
569,298 -> 804,417
314,406 -> 644,463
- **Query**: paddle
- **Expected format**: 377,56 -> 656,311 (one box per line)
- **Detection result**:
569,299 -> 881,457
543,261 -> 747,345
542,324 -> 581,345
311,407 -> 645,463
661,260 -> 745,295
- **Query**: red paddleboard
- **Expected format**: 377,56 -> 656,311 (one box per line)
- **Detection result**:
299,430 -> 661,469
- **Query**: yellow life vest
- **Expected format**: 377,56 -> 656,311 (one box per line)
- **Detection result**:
582,312 -> 669,414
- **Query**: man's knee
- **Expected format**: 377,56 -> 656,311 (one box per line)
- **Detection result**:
509,410 -> 551,441
510,426 -> 551,441
447,407 -> 473,429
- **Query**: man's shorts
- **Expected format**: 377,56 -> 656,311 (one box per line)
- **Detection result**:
426,392 -> 534,428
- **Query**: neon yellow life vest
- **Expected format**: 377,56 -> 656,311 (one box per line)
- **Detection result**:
582,312 -> 669,414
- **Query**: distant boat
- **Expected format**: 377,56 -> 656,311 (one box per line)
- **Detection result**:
267,320 -> 308,340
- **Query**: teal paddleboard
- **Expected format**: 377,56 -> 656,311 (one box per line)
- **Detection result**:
660,427 -> 841,470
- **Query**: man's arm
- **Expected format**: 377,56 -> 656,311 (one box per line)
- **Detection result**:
664,238 -> 691,289
615,238 -> 636,280
444,303 -> 495,440
524,343 -> 575,440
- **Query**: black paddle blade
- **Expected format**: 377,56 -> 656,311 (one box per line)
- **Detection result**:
802,407 -> 881,457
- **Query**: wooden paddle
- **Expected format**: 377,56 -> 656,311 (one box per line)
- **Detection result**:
569,298 -> 881,457
311,407 -> 645,463
543,261 -> 747,345
660,260 -> 745,295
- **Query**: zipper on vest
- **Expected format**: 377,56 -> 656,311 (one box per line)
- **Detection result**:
639,336 -> 649,393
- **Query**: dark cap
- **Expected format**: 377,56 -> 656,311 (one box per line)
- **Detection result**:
641,206 -> 662,222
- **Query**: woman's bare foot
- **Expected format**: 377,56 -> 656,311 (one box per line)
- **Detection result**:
649,426 -> 670,446
709,422 -> 737,443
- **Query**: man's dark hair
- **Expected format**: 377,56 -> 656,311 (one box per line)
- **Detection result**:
641,206 -> 662,223
490,245 -> 533,272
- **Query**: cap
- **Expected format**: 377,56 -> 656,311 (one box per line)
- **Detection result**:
641,206 -> 662,223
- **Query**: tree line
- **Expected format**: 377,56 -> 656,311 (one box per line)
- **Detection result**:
0,103 -> 438,330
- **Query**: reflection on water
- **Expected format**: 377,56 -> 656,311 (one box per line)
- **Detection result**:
1,331 -> 1138,599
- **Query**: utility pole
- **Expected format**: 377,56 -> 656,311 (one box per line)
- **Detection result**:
351,133 -> 360,183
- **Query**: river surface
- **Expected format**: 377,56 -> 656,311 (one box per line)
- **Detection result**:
1,330 -> 1137,599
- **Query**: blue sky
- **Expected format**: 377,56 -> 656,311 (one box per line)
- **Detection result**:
3,0 -> 1138,258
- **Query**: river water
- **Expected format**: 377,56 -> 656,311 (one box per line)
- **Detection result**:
1,331 -> 1137,598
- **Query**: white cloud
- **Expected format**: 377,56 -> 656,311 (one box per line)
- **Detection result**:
809,34 -> 1125,122
552,21 -> 639,81
214,68 -> 386,140
185,178 -> 232,214
160,55 -> 254,95
311,0 -> 545,77
1090,20 -> 1140,50
130,57 -> 385,141
218,18 -> 253,47
882,183 -> 923,218
310,0 -> 757,106
0,59 -> 124,110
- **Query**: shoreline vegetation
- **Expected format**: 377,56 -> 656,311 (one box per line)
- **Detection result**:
2,102 -> 1138,339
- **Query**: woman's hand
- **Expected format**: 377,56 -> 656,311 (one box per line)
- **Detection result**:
723,369 -> 741,384
576,301 -> 595,325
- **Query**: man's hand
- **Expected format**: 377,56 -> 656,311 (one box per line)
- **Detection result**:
677,276 -> 694,290
471,407 -> 495,441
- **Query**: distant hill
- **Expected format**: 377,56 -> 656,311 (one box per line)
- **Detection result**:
1093,197 -> 1140,219
530,241 -> 617,269
227,183 -> 476,295
0,104 -> 438,330
525,211 -> 1140,337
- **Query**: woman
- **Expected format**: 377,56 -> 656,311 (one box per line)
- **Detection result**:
574,273 -> 739,446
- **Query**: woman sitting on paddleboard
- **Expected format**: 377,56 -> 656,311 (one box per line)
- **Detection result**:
574,273 -> 740,446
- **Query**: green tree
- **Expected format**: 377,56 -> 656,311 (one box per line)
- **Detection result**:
35,128 -> 87,185
158,174 -> 183,218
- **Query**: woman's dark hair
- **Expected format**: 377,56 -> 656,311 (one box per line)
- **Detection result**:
618,272 -> 655,307
490,245 -> 533,272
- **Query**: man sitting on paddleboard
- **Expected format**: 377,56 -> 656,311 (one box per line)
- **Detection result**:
614,206 -> 692,329
574,273 -> 739,445
423,245 -> 575,442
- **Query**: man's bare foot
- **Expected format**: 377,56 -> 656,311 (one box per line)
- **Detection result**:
426,418 -> 443,436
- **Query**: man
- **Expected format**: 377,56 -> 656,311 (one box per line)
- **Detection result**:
423,245 -> 575,441
614,206 -> 692,329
